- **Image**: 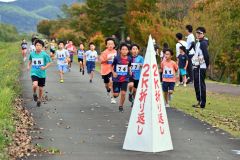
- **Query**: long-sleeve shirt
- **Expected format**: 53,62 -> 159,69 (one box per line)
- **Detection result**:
192,38 -> 209,69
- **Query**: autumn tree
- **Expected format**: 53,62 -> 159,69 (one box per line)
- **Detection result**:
36,0 -> 240,83
86,0 -> 126,37
125,0 -> 175,51
186,0 -> 240,83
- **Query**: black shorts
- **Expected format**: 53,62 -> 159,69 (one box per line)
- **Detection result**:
50,48 -> 55,54
133,80 -> 139,89
70,54 -> 74,63
113,82 -> 128,93
31,76 -> 46,87
78,58 -> 83,63
129,77 -> 134,83
102,72 -> 112,84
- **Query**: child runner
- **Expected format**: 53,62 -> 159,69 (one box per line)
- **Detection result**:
128,44 -> 144,107
66,40 -> 77,71
160,49 -> 178,108
112,43 -> 132,112
77,43 -> 85,75
21,39 -> 28,61
85,42 -> 98,83
29,39 -> 36,53
29,37 -> 37,53
177,46 -> 188,87
99,37 -> 117,104
49,39 -> 57,59
27,39 -> 52,107
55,41 -> 70,83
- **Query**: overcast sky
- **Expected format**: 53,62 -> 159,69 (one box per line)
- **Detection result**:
0,0 -> 16,2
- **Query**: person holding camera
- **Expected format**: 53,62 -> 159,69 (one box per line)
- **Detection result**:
192,27 -> 209,109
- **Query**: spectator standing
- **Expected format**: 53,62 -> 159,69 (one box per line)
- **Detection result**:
192,27 -> 210,109
185,25 -> 195,83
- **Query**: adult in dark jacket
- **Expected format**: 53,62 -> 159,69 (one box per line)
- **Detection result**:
192,27 -> 209,109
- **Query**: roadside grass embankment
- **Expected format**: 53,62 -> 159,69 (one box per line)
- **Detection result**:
0,42 -> 21,159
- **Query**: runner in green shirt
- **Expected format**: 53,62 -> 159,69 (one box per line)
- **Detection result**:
27,39 -> 52,107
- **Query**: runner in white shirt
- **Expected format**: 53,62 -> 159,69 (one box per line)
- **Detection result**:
29,44 -> 36,53
85,43 -> 98,83
55,41 -> 70,83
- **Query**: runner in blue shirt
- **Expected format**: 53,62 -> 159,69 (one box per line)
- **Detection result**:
77,43 -> 85,75
128,44 -> 144,107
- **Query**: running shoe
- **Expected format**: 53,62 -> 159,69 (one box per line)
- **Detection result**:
33,93 -> 38,102
106,88 -> 111,97
111,98 -> 117,104
128,93 -> 133,102
37,101 -> 41,107
119,106 -> 124,112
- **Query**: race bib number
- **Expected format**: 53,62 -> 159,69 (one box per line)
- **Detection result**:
116,65 -> 128,76
78,50 -> 84,58
58,54 -> 66,61
32,58 -> 44,69
88,55 -> 96,61
22,44 -> 27,49
107,54 -> 115,64
30,46 -> 35,52
131,63 -> 140,71
163,67 -> 174,78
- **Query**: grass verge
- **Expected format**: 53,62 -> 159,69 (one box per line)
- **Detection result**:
0,42 -> 21,159
171,86 -> 240,137
76,56 -> 240,137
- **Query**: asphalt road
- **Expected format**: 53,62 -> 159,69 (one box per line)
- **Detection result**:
205,82 -> 240,96
21,62 -> 240,160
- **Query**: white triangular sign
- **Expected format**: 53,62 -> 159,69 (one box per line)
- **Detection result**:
123,35 -> 173,152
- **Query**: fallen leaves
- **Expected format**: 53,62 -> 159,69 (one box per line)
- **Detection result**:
7,98 -> 61,159
35,144 -> 61,154
8,98 -> 35,159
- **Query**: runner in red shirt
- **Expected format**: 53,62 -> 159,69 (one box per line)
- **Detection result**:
65,40 -> 77,71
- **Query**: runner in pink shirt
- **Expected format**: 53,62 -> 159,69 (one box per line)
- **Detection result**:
160,49 -> 178,107
65,40 -> 77,71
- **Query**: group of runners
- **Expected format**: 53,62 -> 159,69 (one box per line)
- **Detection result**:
23,37 -> 144,111
23,25 -> 209,110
